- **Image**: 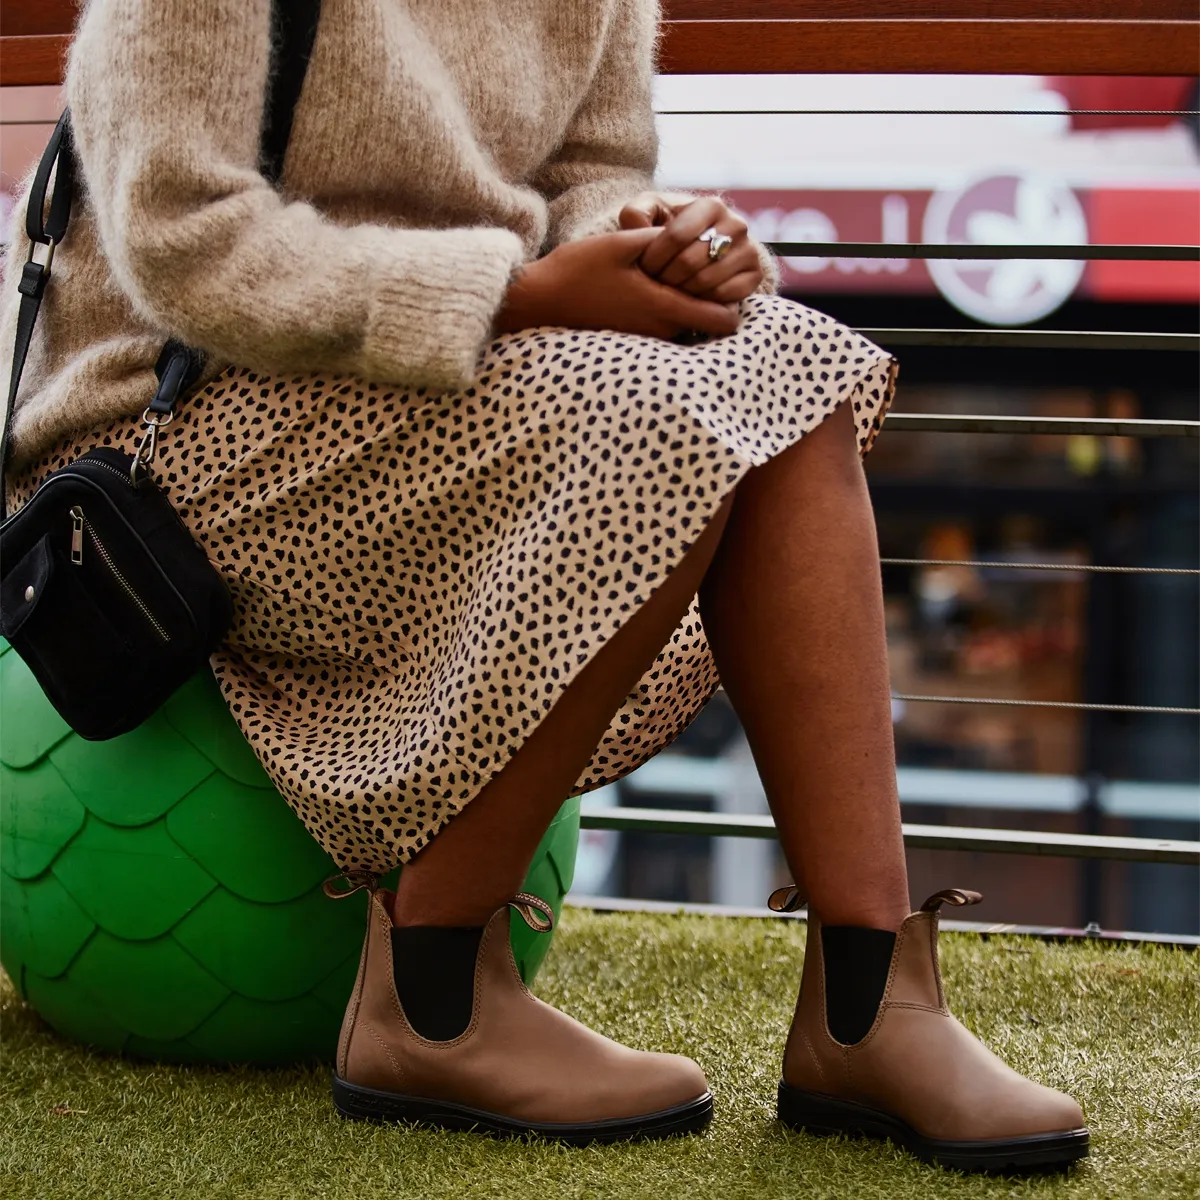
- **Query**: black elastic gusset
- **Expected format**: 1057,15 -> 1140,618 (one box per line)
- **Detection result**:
391,926 -> 483,1042
821,925 -> 898,1046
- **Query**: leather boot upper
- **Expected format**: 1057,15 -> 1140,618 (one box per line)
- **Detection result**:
782,892 -> 1086,1142
337,889 -> 709,1124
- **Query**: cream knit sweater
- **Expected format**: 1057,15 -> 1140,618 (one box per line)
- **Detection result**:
1,0 -> 776,466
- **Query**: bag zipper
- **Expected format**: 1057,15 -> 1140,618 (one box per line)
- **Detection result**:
86,456 -> 140,486
69,505 -> 172,643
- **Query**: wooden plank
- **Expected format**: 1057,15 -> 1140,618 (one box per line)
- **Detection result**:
665,1 -> 1197,19
658,19 -> 1200,75
1,0 -> 80,38
1,35 -> 70,87
3,14 -> 1198,86
4,0 -> 1194,29
6,0 -> 1194,28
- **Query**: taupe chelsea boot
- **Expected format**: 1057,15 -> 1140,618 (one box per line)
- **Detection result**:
772,885 -> 1088,1173
323,874 -> 712,1143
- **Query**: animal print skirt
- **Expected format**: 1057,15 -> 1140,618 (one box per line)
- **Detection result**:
10,295 -> 895,872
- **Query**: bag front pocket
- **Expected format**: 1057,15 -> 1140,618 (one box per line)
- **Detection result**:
68,505 -> 173,644
0,532 -> 146,738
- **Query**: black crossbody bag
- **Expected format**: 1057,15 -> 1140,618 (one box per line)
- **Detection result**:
0,0 -> 320,740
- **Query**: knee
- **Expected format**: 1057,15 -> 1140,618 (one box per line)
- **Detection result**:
811,395 -> 862,454
754,399 -> 866,496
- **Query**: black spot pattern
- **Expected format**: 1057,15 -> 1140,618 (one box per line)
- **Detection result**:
12,296 -> 895,872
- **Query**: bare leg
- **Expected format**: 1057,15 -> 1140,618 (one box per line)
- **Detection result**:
392,500 -> 734,927
369,398 -> 1084,1165
700,400 -> 910,931
395,397 -> 908,932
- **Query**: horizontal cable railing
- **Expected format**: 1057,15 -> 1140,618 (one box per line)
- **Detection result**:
657,108 -> 1200,117
762,240 -> 1200,388
703,686 -> 1198,717
880,559 -> 1200,576
579,806 -> 1200,865
608,760 -> 1199,818
858,329 -> 1197,352
568,894 -> 1200,949
707,682 -> 1199,714
892,694 -> 1200,716
882,414 -> 1199,438
765,243 -> 1200,261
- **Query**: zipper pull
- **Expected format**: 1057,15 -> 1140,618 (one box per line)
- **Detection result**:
70,507 -> 85,565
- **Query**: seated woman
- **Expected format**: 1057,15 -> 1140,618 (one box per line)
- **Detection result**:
2,0 -> 1086,1172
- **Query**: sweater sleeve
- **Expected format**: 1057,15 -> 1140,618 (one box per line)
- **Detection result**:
66,0 -> 526,392
533,0 -> 778,293
531,0 -> 659,245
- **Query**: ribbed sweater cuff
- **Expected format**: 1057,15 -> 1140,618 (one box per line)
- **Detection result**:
363,227 -> 526,391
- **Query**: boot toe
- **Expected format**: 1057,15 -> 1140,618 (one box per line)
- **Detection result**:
1029,1083 -> 1086,1134
667,1052 -> 711,1102
971,1077 -> 1086,1141
637,1051 -> 711,1112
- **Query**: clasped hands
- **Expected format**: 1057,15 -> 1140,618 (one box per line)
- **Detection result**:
494,194 -> 763,341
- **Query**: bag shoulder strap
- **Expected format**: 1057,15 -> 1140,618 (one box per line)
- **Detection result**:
261,0 -> 321,185
1,0 -> 322,516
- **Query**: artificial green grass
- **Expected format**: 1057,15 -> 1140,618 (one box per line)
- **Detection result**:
2,908 -> 1197,1200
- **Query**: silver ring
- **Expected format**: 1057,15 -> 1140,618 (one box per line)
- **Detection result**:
698,226 -> 734,262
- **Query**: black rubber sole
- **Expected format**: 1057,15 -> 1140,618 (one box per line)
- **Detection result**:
778,1082 -> 1089,1174
332,1075 -> 714,1145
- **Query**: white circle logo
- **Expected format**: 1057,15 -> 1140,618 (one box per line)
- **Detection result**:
775,207 -> 840,275
923,175 -> 1088,326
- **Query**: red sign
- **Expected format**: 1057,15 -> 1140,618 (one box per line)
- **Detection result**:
725,185 -> 1200,311
1088,188 -> 1200,303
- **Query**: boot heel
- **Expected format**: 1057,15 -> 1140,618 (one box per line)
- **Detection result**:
777,1081 -> 902,1141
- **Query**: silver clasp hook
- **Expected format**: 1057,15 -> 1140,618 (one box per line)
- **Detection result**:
130,407 -> 174,483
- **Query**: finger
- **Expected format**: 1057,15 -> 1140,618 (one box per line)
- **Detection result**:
647,215 -> 750,288
619,192 -> 672,230
603,225 -> 665,263
674,241 -> 760,293
657,240 -> 721,289
640,275 -> 740,337
662,236 -> 756,291
618,206 -> 654,230
694,269 -> 764,305
638,197 -> 728,278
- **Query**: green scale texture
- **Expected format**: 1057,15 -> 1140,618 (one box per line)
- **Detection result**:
0,640 -> 579,1065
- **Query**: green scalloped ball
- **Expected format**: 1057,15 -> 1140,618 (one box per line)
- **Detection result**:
0,641 -> 579,1065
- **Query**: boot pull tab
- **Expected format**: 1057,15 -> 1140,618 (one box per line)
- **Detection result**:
767,885 -> 808,914
920,887 -> 983,913
321,871 -> 379,900
509,892 -> 555,932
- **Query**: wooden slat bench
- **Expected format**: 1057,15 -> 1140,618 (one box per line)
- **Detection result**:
2,0 -> 1197,86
